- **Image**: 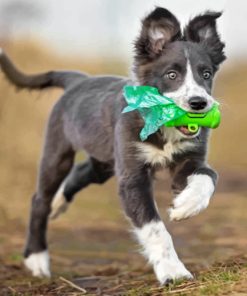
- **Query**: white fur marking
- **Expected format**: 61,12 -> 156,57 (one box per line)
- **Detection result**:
50,182 -> 68,220
134,221 -> 192,284
169,174 -> 215,221
149,28 -> 164,41
136,136 -> 195,166
163,60 -> 215,112
24,250 -> 51,277
199,26 -> 213,39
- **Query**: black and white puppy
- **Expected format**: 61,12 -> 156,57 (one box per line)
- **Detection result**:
0,7 -> 225,284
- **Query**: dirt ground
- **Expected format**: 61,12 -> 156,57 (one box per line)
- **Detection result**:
0,168 -> 246,295
0,41 -> 247,295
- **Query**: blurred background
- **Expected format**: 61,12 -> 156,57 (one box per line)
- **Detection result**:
0,0 -> 246,294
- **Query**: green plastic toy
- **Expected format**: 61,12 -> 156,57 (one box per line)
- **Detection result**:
122,85 -> 221,141
165,105 -> 220,132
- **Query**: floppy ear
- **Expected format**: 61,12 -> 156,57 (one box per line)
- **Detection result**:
135,7 -> 181,62
184,11 -> 226,67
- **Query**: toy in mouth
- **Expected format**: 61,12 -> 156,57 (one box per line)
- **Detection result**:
122,85 -> 221,141
176,125 -> 200,136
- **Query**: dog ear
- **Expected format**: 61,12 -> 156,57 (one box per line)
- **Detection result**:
135,7 -> 181,61
184,11 -> 226,67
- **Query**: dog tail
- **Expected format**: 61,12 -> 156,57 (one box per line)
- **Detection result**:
0,49 -> 88,90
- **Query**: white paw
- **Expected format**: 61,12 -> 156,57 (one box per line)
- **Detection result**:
155,257 -> 193,285
49,182 -> 69,219
134,220 -> 193,285
169,174 -> 214,221
24,250 -> 51,277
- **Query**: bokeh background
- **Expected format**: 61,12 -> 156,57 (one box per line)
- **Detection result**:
0,0 -> 246,294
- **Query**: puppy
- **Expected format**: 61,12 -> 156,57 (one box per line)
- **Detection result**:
0,7 -> 225,284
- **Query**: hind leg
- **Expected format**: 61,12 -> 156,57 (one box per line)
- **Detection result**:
24,116 -> 75,277
50,158 -> 113,219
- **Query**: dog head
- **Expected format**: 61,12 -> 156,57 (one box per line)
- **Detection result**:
133,7 -> 226,118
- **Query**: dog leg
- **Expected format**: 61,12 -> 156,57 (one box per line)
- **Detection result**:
116,162 -> 192,285
50,158 -> 113,219
135,220 -> 193,284
169,161 -> 218,221
24,113 -> 75,277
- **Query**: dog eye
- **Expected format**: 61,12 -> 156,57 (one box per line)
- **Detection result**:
203,71 -> 212,80
166,71 -> 177,80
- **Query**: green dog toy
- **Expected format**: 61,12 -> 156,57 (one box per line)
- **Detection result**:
122,85 -> 221,141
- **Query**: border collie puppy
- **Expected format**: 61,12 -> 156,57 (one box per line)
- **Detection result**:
0,7 -> 225,284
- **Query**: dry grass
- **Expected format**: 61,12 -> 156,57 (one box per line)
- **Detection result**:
1,255 -> 246,295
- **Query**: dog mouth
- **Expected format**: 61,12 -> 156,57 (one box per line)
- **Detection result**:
176,126 -> 200,137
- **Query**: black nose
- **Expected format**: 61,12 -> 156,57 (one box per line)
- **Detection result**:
188,96 -> 207,111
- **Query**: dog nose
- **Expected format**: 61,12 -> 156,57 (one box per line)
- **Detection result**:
188,96 -> 207,111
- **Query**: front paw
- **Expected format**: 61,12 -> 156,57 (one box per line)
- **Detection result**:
169,174 -> 214,221
154,257 -> 193,285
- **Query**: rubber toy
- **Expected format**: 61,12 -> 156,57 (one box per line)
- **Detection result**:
122,85 -> 221,141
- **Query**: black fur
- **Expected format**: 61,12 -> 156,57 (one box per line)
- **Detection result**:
184,11 -> 226,68
64,158 -> 113,202
134,7 -> 182,64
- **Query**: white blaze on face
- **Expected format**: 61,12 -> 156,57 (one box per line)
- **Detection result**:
163,59 -> 215,112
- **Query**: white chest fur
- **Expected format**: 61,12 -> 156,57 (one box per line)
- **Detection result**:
135,140 -> 195,166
